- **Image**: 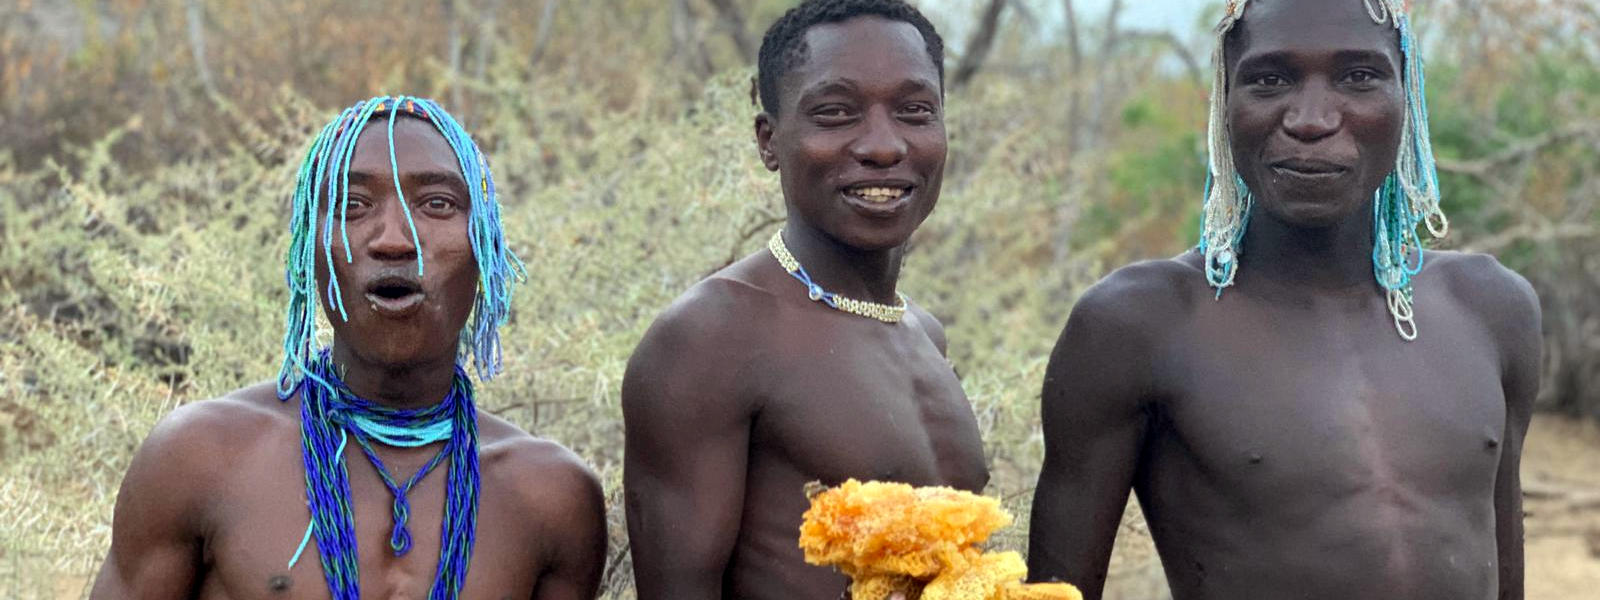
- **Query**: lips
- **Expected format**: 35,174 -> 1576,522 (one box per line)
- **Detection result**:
364,274 -> 425,317
1269,158 -> 1349,181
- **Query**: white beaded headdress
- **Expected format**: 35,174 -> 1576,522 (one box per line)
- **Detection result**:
1198,0 -> 1449,340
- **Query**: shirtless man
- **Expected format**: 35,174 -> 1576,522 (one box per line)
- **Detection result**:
91,96 -> 607,599
1027,2 -> 1541,599
621,1 -> 988,598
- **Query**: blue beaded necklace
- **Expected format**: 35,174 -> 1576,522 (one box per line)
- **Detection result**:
287,349 -> 480,600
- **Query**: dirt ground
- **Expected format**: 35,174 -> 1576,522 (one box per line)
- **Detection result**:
1520,413 -> 1600,599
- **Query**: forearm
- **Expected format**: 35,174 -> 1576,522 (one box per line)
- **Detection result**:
1026,473 -> 1116,599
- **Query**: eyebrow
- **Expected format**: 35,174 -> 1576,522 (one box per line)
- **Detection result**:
410,170 -> 469,191
797,77 -> 941,105
344,169 -> 467,189
1238,48 -> 1397,70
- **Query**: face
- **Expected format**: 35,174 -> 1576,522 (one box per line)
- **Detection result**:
755,15 -> 947,251
315,116 -> 478,369
1226,0 -> 1404,228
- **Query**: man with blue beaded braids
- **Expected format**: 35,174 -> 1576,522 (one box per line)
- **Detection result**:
1027,1 -> 1541,599
621,1 -> 987,599
91,96 -> 608,600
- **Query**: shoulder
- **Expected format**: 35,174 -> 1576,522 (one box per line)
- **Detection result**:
1424,250 -> 1542,379
1425,250 -> 1541,341
477,413 -> 604,523
1063,253 -> 1204,341
630,255 -> 780,364
119,382 -> 291,519
1043,255 -> 1202,389
136,382 -> 290,473
623,254 -> 778,412
905,299 -> 948,356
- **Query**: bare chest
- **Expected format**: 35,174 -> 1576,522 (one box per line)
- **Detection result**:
1153,297 -> 1508,508
751,326 -> 989,492
198,436 -> 540,600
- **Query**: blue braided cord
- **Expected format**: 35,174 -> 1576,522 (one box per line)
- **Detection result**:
288,427 -> 347,569
290,349 -> 479,599
384,102 -> 426,277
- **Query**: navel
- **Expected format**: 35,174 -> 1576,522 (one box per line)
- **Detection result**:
267,575 -> 292,594
1247,452 -> 1264,465
1485,437 -> 1500,450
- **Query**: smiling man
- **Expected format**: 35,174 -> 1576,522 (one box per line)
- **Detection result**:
91,97 -> 607,600
1026,1 -> 1542,599
621,1 -> 988,599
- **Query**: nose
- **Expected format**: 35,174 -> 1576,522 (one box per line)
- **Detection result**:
366,199 -> 419,263
1281,83 -> 1342,142
849,107 -> 907,168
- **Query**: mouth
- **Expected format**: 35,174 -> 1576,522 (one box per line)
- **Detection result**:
363,275 -> 425,317
840,181 -> 916,216
1269,158 -> 1349,180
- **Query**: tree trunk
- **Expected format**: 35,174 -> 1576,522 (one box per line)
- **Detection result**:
184,0 -> 218,100
951,0 -> 1007,89
705,0 -> 754,61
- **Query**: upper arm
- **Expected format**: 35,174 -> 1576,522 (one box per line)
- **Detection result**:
1464,256 -> 1541,600
528,450 -> 608,600
1028,269 -> 1169,596
91,403 -> 224,599
621,286 -> 761,599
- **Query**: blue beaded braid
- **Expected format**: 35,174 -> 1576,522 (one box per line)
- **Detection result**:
277,95 -> 526,396
1197,1 -> 1447,340
290,350 -> 480,600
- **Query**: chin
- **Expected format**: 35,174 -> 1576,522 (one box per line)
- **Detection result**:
1258,194 -> 1365,229
835,220 -> 921,252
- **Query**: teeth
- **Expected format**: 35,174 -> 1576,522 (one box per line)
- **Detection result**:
850,186 -> 907,203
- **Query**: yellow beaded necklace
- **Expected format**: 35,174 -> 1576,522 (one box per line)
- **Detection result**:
768,231 -> 908,324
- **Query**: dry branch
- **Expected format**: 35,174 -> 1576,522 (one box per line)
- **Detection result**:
951,0 -> 1008,89
1436,121 -> 1600,177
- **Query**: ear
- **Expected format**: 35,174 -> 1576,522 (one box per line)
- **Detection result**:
755,113 -> 780,172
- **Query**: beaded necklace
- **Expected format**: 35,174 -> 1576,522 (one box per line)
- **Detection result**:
287,349 -> 480,600
768,230 -> 908,323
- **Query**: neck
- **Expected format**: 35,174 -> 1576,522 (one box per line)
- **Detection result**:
780,221 -> 904,305
1236,201 -> 1376,294
327,342 -> 459,410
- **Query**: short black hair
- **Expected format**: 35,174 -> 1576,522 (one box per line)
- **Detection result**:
756,0 -> 944,117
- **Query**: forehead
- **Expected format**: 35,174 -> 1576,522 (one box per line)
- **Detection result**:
1230,0 -> 1399,67
780,16 -> 938,106
348,116 -> 461,175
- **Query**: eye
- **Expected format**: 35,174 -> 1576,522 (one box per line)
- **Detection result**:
899,103 -> 938,122
811,105 -> 856,125
1343,69 -> 1383,85
421,196 -> 460,216
343,196 -> 372,216
1249,73 -> 1289,87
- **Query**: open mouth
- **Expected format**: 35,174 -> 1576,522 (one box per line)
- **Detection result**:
838,183 -> 915,214
363,275 -> 425,316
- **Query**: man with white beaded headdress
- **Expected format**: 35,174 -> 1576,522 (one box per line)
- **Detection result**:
1027,1 -> 1541,598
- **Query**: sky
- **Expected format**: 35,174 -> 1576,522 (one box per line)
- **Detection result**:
922,0 -> 1217,48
